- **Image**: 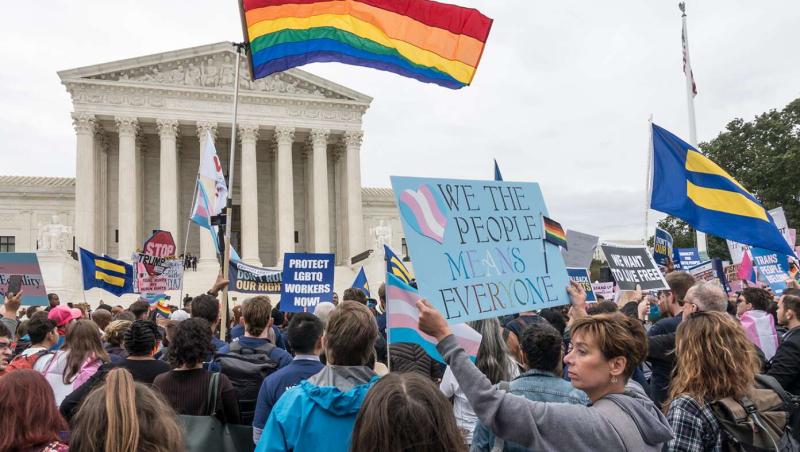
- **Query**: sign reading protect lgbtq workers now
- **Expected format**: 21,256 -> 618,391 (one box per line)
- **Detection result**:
280,253 -> 334,313
391,176 -> 570,323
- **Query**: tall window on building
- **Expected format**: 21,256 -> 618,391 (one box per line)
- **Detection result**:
0,236 -> 15,252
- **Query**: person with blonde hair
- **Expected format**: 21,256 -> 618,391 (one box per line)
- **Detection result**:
665,310 -> 762,451
70,367 -> 184,452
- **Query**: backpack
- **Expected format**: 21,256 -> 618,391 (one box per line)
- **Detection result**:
213,341 -> 280,425
710,374 -> 800,452
7,349 -> 51,372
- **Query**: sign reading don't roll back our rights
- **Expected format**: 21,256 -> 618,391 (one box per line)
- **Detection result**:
390,176 -> 570,323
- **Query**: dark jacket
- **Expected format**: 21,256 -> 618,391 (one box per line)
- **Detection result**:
767,327 -> 800,395
647,316 -> 682,406
389,342 -> 445,381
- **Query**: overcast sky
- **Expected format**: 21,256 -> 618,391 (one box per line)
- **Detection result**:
1,1 -> 798,241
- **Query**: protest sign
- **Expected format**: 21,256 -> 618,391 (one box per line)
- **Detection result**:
601,244 -> 669,291
591,281 -> 615,300
724,263 -> 743,292
653,228 -> 673,266
280,253 -> 335,313
687,261 -> 717,283
133,256 -> 183,294
139,231 -> 177,276
391,176 -> 571,323
567,268 -> 596,302
673,248 -> 702,269
769,207 -> 795,249
228,260 -> 281,294
727,240 -> 751,265
750,247 -> 790,295
562,230 -> 599,268
0,253 -> 48,306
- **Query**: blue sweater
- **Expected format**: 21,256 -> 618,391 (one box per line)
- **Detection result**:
252,356 -> 324,443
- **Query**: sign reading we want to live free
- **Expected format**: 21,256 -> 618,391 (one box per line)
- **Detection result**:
391,176 -> 570,323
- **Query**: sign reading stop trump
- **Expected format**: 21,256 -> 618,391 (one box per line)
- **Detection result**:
141,231 -> 176,276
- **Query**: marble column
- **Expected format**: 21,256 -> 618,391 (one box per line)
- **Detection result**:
274,126 -> 295,265
239,123 -> 261,265
115,116 -> 139,261
343,131 -> 365,260
95,130 -> 108,254
196,121 -> 219,269
73,113 -> 98,252
157,119 -> 180,251
309,129 -> 330,253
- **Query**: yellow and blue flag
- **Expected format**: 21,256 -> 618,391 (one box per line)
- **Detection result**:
384,245 -> 414,285
650,124 -> 794,256
80,248 -> 135,296
351,266 -> 370,297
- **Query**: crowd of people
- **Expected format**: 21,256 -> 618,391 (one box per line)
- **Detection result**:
1,266 -> 800,451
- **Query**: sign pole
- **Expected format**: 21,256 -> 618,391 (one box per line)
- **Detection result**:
644,115 -> 654,245
178,176 -> 199,306
219,43 -> 244,341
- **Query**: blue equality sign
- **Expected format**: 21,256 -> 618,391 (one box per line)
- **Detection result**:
280,253 -> 335,313
390,176 -> 570,323
567,268 -> 596,302
653,228 -> 673,266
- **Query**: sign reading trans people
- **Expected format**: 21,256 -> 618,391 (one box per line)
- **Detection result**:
750,247 -> 790,295
228,260 -> 282,294
601,244 -> 669,291
390,176 -> 570,323
280,253 -> 335,313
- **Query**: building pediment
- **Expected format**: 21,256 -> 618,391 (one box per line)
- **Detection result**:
58,42 -> 372,104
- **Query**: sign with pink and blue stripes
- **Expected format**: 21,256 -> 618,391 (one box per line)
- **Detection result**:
390,176 -> 570,323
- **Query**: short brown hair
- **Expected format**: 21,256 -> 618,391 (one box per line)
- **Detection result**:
342,288 -> 367,304
242,296 -> 272,337
666,271 -> 696,305
782,294 -> 800,318
324,301 -> 377,366
570,313 -> 647,380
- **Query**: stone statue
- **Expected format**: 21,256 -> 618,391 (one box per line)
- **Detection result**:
185,62 -> 201,86
201,56 -> 220,87
38,216 -> 72,251
219,54 -> 236,87
372,220 -> 392,250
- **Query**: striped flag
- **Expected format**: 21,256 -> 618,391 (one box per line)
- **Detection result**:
494,159 -> 503,181
190,131 -> 228,253
386,274 -> 481,363
543,216 -> 568,250
384,245 -> 413,285
738,251 -> 755,282
741,310 -> 779,360
352,266 -> 370,297
79,248 -> 135,296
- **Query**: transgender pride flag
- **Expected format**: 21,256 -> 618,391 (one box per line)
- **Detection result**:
386,274 -> 481,363
190,131 -> 228,253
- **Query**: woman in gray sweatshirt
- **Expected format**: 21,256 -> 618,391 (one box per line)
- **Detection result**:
417,283 -> 674,452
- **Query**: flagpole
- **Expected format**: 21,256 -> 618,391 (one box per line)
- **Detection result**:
178,175 -> 199,306
644,115 -> 654,244
219,42 -> 244,341
680,2 -> 707,256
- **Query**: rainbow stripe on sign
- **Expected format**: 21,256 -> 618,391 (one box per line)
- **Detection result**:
543,216 -> 567,250
239,0 -> 493,89
386,273 -> 481,363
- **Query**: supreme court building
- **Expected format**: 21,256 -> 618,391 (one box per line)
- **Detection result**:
0,42 -> 406,303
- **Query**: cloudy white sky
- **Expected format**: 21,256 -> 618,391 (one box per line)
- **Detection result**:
1,1 -> 798,240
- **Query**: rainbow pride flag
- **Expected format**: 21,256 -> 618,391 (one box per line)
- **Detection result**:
386,274 -> 481,363
239,0 -> 493,89
543,216 -> 567,250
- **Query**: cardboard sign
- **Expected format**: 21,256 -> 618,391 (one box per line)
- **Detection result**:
391,176 -> 571,323
562,230 -> 599,268
687,260 -> 717,282
653,228 -> 673,266
228,260 -> 282,294
673,248 -> 702,269
280,253 -> 335,313
601,244 -> 669,291
133,256 -> 183,294
591,281 -> 615,300
0,253 -> 48,306
141,231 -> 176,276
567,268 -> 596,302
724,263 -> 743,293
750,247 -> 790,295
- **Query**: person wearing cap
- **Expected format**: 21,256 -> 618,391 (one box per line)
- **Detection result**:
47,305 -> 81,350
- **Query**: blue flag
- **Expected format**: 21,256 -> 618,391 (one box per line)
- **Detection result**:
494,159 -> 503,181
351,266 -> 370,297
650,124 -> 794,257
384,245 -> 413,285
79,248 -> 135,296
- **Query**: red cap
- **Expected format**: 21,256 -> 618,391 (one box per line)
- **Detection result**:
48,305 -> 79,327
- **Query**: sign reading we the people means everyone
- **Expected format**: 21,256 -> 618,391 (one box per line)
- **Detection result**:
390,176 -> 570,323
601,244 -> 669,291
280,253 -> 335,313
228,260 -> 282,294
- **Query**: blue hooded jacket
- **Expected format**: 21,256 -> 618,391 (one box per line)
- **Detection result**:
255,365 -> 378,452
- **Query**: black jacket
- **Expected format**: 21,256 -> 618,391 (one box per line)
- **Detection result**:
767,327 -> 800,395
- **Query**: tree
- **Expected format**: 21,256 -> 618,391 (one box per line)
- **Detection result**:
700,98 -> 800,242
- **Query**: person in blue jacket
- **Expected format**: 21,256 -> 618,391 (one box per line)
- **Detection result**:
256,301 -> 379,452
252,312 -> 325,444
